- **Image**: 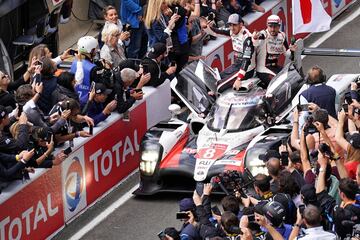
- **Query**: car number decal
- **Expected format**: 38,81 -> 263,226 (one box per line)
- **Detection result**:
194,144 -> 228,181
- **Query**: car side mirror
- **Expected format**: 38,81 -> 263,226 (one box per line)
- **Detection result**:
168,104 -> 181,118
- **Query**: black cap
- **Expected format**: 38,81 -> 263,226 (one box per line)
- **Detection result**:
95,83 -> 112,95
0,105 -> 12,120
148,42 -> 167,59
164,227 -> 180,240
179,198 -> 195,212
259,150 -> 281,162
348,132 -> 360,149
262,201 -> 286,227
300,184 -> 317,205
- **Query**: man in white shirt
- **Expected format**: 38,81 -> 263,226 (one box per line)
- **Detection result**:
290,204 -> 336,240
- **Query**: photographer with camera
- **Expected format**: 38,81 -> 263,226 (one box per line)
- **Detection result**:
335,110 -> 360,180
177,197 -> 201,240
259,150 -> 282,193
141,43 -> 176,87
316,150 -> 360,239
288,205 -> 336,240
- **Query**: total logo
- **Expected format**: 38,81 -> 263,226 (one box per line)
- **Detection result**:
65,157 -> 85,212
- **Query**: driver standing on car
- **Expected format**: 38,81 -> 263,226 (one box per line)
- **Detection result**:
253,15 -> 296,88
210,13 -> 257,91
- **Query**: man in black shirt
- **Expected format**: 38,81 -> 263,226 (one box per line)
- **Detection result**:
141,43 -> 177,87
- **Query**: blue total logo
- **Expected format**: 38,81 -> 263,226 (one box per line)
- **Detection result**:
65,157 -> 84,212
334,0 -> 342,7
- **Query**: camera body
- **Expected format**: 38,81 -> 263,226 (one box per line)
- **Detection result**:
318,143 -> 333,159
304,115 -> 318,135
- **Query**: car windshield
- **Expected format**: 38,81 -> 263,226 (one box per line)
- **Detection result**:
207,92 -> 263,131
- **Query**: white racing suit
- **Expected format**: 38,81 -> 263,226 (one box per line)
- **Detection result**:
211,26 -> 257,92
255,29 -> 289,87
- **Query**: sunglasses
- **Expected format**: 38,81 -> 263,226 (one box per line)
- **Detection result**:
1,74 -> 9,80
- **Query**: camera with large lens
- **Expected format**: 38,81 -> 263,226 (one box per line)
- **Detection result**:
303,115 -> 318,135
211,169 -> 255,197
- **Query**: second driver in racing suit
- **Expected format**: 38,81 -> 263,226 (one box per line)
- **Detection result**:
210,13 -> 257,91
253,15 -> 296,87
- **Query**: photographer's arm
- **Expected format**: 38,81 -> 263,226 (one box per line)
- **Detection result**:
335,111 -> 350,151
315,153 -> 328,194
256,214 -> 284,240
300,128 -> 311,175
290,110 -> 301,150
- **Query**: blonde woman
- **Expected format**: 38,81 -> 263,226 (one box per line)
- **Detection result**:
100,23 -> 127,68
145,0 -> 181,47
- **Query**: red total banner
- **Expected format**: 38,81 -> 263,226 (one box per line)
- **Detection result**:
84,102 -> 148,204
0,167 -> 64,240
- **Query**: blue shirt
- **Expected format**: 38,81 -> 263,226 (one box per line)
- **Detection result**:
80,93 -> 109,126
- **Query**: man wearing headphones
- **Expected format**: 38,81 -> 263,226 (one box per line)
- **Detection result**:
299,66 -> 337,119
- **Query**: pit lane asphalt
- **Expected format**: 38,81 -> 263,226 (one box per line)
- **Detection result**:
53,3 -> 360,240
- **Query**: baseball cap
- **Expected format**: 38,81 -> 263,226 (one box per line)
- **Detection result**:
227,13 -> 243,25
348,132 -> 360,149
0,105 -> 12,120
262,201 -> 286,227
267,15 -> 281,25
95,83 -> 112,95
164,227 -> 180,240
179,198 -> 195,212
148,42 -> 167,59
259,150 -> 281,162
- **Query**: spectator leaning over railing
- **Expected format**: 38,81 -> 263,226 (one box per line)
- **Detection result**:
15,83 -> 69,133
52,99 -> 93,145
100,23 -> 127,68
52,71 -> 80,106
115,68 -> 150,113
0,106 -> 29,154
0,150 -> 35,192
144,0 -> 180,48
80,83 -> 117,126
98,5 -> 130,49
141,42 -> 177,87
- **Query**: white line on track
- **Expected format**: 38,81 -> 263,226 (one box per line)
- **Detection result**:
68,184 -> 139,240
68,5 -> 360,240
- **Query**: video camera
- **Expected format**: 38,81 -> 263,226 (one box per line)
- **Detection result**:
211,169 -> 255,197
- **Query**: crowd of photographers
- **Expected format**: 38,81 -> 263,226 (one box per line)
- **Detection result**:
159,67 -> 360,239
0,0 -> 270,192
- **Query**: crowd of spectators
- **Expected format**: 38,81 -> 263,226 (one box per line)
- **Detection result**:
159,71 -> 360,240
159,68 -> 360,239
0,0 -> 270,192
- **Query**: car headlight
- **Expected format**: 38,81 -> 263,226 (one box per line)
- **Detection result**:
139,142 -> 162,176
244,148 -> 268,176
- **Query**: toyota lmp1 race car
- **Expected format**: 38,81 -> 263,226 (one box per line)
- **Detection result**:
133,39 -> 308,195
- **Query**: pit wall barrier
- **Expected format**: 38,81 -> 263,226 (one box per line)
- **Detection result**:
0,0 -> 353,239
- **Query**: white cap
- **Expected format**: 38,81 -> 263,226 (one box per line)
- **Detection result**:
77,36 -> 98,54
227,14 -> 243,25
267,15 -> 281,25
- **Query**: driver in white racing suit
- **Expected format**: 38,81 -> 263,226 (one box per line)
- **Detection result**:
210,13 -> 257,91
253,15 -> 296,87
